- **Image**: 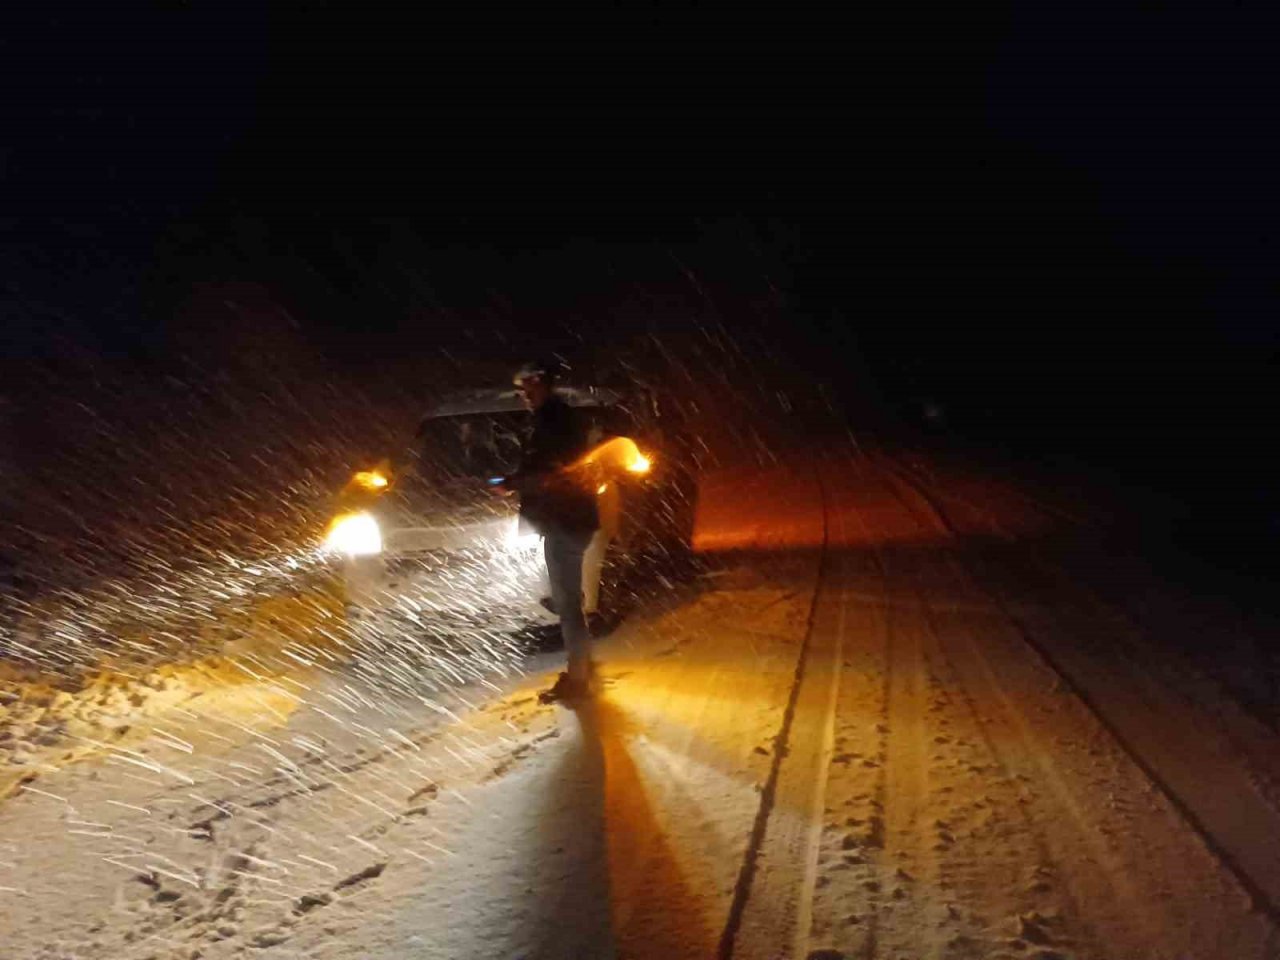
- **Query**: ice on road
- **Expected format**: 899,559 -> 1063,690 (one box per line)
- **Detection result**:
2,448 -> 1279,960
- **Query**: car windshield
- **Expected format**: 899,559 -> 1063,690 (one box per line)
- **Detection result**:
414,402 -> 634,483
416,412 -> 529,481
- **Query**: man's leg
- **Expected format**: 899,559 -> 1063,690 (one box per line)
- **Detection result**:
544,529 -> 591,683
581,528 -> 609,616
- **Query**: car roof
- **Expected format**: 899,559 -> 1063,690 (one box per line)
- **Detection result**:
423,385 -> 622,419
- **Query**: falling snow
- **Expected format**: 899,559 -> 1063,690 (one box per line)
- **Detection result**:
3,234 -> 1278,960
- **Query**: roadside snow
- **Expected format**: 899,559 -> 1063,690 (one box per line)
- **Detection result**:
0,551 -> 819,960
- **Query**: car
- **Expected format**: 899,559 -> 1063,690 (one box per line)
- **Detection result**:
322,384 -> 695,626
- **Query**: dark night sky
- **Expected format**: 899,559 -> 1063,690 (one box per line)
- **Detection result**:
4,3 -> 1277,488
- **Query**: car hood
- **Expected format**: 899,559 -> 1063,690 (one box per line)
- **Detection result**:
352,475 -> 518,553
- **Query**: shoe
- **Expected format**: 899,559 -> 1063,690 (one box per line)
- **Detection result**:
538,672 -> 591,705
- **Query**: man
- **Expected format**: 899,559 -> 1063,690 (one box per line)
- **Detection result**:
496,360 -> 599,703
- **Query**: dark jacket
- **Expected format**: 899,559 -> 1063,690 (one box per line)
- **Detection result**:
511,395 -> 599,536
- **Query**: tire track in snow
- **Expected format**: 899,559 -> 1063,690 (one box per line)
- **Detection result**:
819,456 -> 1055,959
875,459 -> 1243,957
875,454 -> 1280,954
885,455 -> 1280,903
717,468 -> 832,960
873,461 -> 1197,951
917,607 -> 1097,957
744,452 -> 1023,959
804,504 -> 893,959
876,545 -> 940,951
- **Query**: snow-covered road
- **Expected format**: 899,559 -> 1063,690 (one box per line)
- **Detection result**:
2,446 -> 1279,959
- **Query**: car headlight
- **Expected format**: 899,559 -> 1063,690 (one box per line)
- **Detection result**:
325,511 -> 383,556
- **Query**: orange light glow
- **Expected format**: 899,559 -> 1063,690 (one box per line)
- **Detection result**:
575,437 -> 653,477
353,470 -> 389,491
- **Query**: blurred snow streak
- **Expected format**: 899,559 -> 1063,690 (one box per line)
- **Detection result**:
0,219 -> 840,685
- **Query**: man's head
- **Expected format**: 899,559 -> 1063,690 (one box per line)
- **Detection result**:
513,359 -> 558,410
